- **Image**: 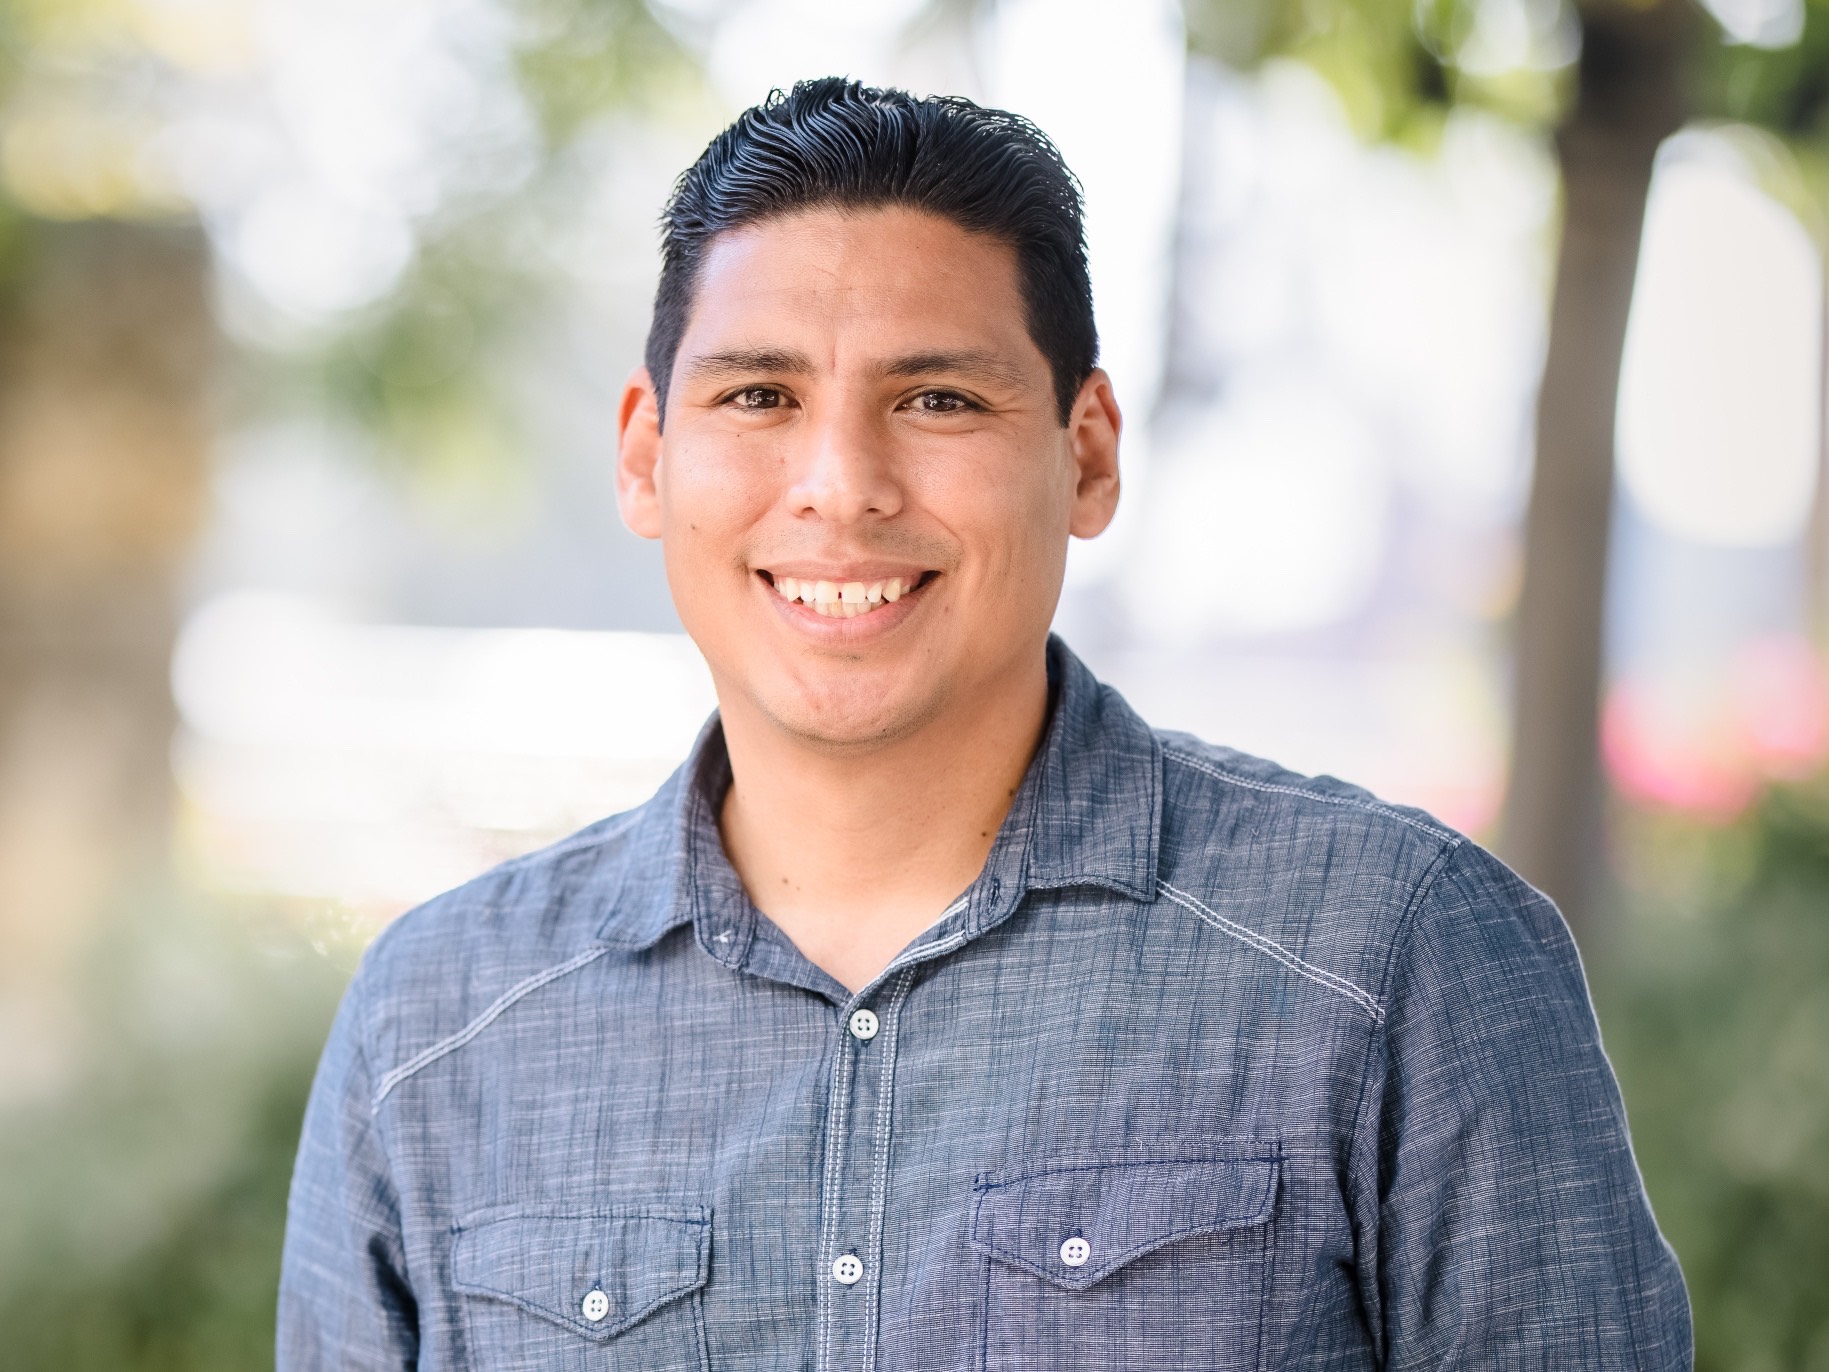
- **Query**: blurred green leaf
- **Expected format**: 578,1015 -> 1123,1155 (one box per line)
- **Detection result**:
1597,777 -> 1829,1369
0,889 -> 348,1371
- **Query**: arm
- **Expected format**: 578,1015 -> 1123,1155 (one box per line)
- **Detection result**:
278,968 -> 418,1370
1360,842 -> 1691,1368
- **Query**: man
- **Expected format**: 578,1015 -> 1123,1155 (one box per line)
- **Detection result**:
280,78 -> 1690,1368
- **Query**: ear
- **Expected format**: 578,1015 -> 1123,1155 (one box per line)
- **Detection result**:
617,367 -> 664,540
1065,368 -> 1121,539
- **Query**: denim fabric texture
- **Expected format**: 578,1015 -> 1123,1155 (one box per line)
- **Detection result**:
279,638 -> 1692,1370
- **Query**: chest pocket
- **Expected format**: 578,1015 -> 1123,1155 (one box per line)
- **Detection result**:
969,1156 -> 1277,1371
452,1207 -> 710,1372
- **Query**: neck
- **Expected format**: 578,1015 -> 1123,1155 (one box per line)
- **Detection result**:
717,652 -> 1050,994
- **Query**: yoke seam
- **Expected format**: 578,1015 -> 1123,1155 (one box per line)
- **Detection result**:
1164,748 -> 1463,846
1157,880 -> 1385,1024
370,945 -> 610,1110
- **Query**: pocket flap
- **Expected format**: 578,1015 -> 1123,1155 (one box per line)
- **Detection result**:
970,1157 -> 1276,1291
451,1207 -> 710,1340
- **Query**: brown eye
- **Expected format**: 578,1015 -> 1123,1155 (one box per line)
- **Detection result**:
734,387 -> 782,410
915,390 -> 969,413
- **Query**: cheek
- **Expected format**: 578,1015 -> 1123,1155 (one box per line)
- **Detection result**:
933,446 -> 1072,582
660,439 -> 781,559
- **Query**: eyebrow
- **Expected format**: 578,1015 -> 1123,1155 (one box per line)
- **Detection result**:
677,345 -> 1031,391
678,347 -> 816,383
876,349 -> 1029,390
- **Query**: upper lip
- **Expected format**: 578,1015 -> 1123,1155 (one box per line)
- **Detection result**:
759,565 -> 932,583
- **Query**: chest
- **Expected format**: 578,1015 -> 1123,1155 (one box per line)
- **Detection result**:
386,915 -> 1375,1370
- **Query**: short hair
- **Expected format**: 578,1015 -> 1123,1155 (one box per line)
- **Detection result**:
645,77 -> 1098,427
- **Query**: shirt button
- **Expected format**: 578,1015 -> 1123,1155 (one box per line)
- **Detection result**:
832,1253 -> 865,1285
1060,1236 -> 1091,1268
580,1288 -> 611,1322
847,1008 -> 880,1041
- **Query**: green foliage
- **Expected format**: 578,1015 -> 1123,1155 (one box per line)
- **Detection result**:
1703,0 -> 1829,139
514,0 -> 698,143
1185,0 -> 1449,139
0,891 -> 349,1372
1182,0 -> 1567,141
225,0 -> 698,490
1596,780 -> 1829,1370
0,1065 -> 318,1371
239,210 -> 541,491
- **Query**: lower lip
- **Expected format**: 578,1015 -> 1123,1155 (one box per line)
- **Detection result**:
759,576 -> 931,638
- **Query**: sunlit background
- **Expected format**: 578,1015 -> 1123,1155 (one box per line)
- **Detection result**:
2,0 -> 1827,1365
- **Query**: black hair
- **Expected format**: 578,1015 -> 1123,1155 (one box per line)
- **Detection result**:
645,77 -> 1097,427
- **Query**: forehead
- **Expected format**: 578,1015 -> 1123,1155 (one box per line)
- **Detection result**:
679,206 -> 1038,367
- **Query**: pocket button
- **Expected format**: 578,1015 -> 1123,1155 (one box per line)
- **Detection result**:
1059,1236 -> 1091,1268
581,1288 -> 610,1322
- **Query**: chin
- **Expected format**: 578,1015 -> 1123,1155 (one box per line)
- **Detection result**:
763,676 -> 943,753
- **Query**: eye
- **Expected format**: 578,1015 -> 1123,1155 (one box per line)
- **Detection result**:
729,386 -> 785,411
909,389 -> 973,414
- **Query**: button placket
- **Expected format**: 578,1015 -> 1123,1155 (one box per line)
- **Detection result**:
815,971 -> 915,1372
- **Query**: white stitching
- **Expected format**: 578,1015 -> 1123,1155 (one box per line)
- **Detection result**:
1157,880 -> 1384,1024
815,1014 -> 854,1372
880,923 -> 969,980
1164,748 -> 1462,847
861,969 -> 913,1372
370,946 -> 609,1110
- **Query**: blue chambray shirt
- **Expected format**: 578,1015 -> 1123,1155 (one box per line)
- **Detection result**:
279,639 -> 1691,1370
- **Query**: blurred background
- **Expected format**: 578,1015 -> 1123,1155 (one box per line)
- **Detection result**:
0,0 -> 1826,1364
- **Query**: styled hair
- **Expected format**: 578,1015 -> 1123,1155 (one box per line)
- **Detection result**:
645,77 -> 1097,426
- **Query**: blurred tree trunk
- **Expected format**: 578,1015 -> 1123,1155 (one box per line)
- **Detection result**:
1500,0 -> 1694,930
0,220 -> 212,1098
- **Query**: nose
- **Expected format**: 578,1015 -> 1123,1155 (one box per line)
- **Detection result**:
786,400 -> 903,525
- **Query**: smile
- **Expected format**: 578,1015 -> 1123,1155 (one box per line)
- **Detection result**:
762,572 -> 931,619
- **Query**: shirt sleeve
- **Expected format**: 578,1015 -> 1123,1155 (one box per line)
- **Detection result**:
277,966 -> 419,1371
1360,841 -> 1692,1368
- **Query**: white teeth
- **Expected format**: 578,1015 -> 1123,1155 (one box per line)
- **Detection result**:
773,573 -> 924,616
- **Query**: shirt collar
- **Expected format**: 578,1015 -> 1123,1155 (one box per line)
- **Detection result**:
591,635 -> 1163,954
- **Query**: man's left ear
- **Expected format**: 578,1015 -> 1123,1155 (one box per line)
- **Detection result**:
617,367 -> 664,540
1066,368 -> 1121,539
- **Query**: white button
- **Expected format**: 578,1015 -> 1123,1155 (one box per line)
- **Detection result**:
580,1288 -> 611,1322
1059,1236 -> 1091,1268
847,1008 -> 880,1041
832,1253 -> 865,1285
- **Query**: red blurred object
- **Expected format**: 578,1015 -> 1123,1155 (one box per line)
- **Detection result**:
1602,634 -> 1829,817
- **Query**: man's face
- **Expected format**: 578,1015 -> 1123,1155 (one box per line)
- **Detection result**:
618,206 -> 1119,753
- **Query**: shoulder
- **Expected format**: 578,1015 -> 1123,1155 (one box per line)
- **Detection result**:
1155,728 -> 1464,879
343,800 -> 662,1086
1151,729 -> 1500,1024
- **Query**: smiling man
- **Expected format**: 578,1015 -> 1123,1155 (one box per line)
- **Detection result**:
279,80 -> 1690,1369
